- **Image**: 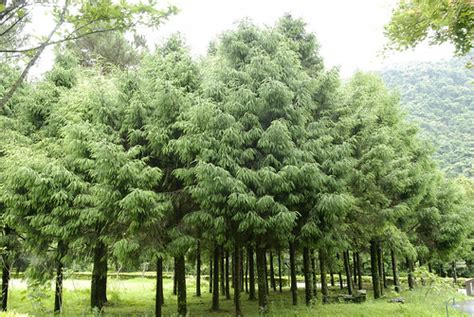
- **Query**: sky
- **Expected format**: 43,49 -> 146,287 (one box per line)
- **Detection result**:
33,0 -> 454,78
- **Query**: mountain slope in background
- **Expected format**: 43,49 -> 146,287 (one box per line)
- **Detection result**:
379,56 -> 473,177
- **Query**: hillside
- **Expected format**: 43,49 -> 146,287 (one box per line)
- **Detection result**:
379,57 -> 474,177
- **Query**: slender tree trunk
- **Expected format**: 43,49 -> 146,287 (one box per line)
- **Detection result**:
407,258 -> 415,290
370,240 -> 381,299
278,251 -> 283,292
173,257 -> 177,295
269,252 -> 276,292
330,270 -> 335,287
176,255 -> 187,316
428,262 -> 432,273
256,246 -> 268,312
225,251 -> 231,300
155,257 -> 163,317
209,257 -> 213,294
338,271 -> 343,289
220,247 -> 225,296
240,251 -> 244,293
263,251 -> 269,295
343,250 -> 353,295
319,249 -> 329,304
353,252 -> 357,287
311,250 -> 317,298
245,253 -> 248,294
196,241 -> 201,297
356,252 -> 363,290
377,242 -> 384,295
234,242 -> 243,317
91,240 -> 107,310
247,246 -> 256,300
390,249 -> 400,292
1,227 -> 11,312
54,240 -> 67,313
212,244 -> 220,311
382,261 -> 387,289
452,261 -> 458,285
289,241 -> 298,306
303,247 -> 313,305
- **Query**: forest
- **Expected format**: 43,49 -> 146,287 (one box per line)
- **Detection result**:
380,56 -> 474,178
0,1 -> 473,317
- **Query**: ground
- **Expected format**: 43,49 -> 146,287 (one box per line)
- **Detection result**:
2,274 -> 470,316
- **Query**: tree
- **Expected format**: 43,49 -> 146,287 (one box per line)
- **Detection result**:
0,0 -> 177,109
385,0 -> 474,56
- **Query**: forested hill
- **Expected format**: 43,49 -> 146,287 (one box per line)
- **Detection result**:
379,56 -> 473,177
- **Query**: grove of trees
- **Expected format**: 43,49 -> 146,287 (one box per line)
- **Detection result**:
0,8 -> 472,317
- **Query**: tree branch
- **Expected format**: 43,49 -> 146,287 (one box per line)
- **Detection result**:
0,0 -> 69,110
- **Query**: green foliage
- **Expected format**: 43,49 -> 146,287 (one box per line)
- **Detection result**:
385,0 -> 474,56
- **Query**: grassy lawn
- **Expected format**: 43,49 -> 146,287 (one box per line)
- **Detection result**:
2,274 -> 470,316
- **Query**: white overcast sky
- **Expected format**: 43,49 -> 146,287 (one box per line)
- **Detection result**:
33,0 -> 454,78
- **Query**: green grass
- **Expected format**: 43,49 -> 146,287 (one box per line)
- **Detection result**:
3,275 -> 470,316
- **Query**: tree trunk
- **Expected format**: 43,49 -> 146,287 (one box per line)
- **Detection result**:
407,258 -> 415,290
452,261 -> 458,285
234,242 -> 243,317
54,240 -> 67,313
289,241 -> 298,306
196,241 -> 201,297
155,257 -> 163,317
220,247 -> 225,296
278,251 -> 283,292
330,270 -> 335,287
390,249 -> 400,292
256,246 -> 268,312
370,240 -> 381,299
225,251 -> 231,299
428,262 -> 432,273
319,249 -> 329,304
311,250 -> 317,297
173,257 -> 177,295
1,227 -> 11,312
263,251 -> 269,295
240,251 -> 244,293
353,252 -> 357,287
212,244 -> 220,311
247,246 -> 256,300
91,240 -> 107,310
356,252 -> 363,290
338,271 -> 343,289
245,253 -> 248,293
377,244 -> 384,295
176,255 -> 187,316
269,252 -> 276,292
343,250 -> 353,295
303,247 -> 313,305
209,257 -> 213,294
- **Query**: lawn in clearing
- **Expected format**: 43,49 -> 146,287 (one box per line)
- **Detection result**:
4,274 -> 470,316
